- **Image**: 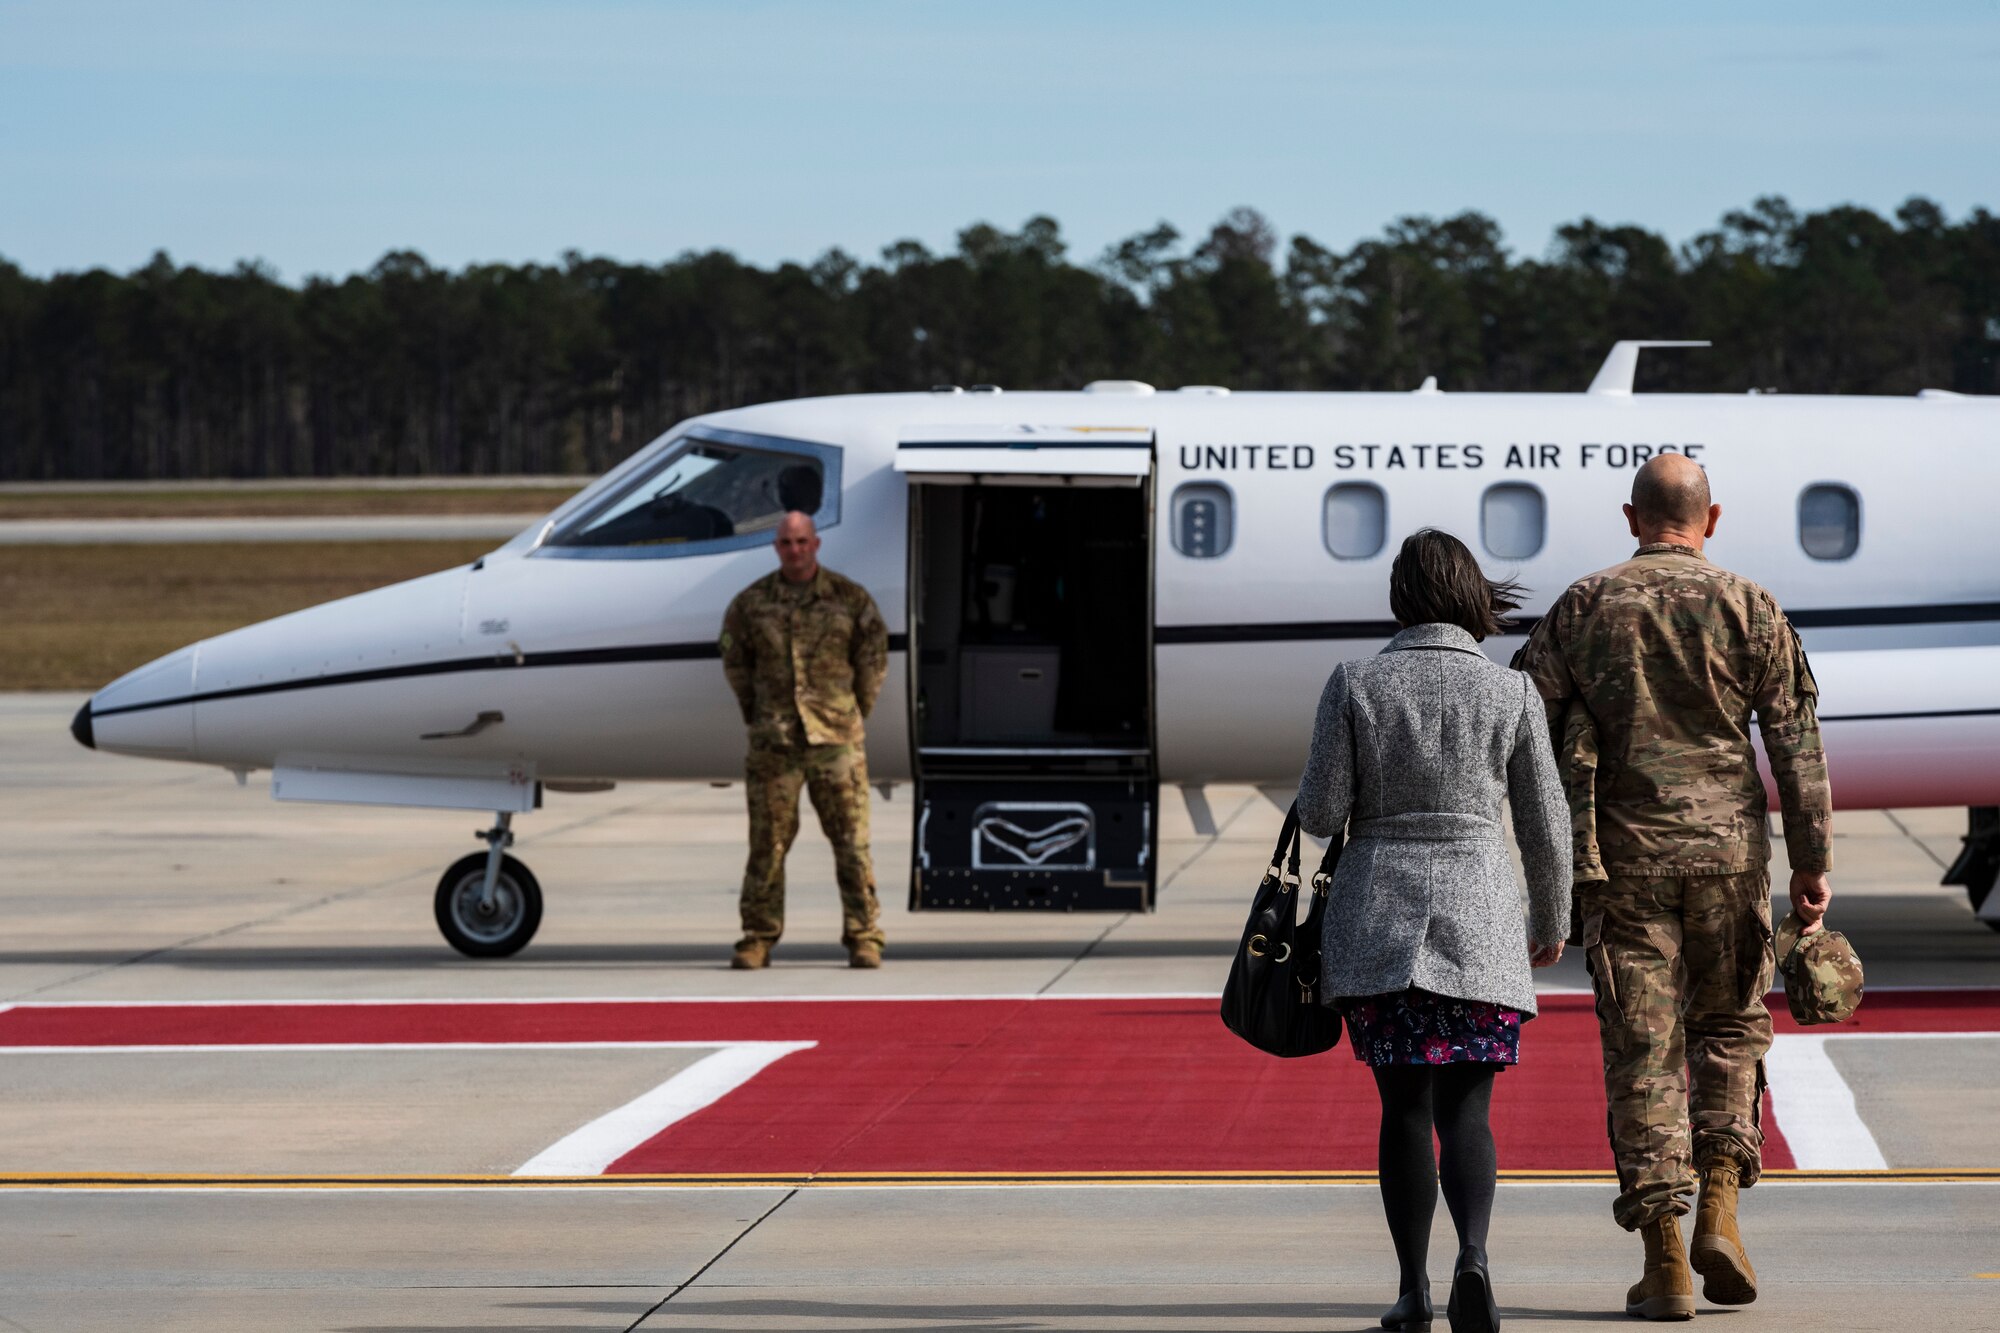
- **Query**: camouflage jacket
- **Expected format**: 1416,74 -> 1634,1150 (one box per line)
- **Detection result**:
1513,543 -> 1833,878
1557,696 -> 1606,883
720,567 -> 889,750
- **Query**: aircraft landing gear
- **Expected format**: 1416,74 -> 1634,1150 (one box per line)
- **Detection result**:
1942,806 -> 2000,934
434,811 -> 543,957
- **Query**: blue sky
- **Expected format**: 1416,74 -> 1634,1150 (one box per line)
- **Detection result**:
3,1 -> 1997,280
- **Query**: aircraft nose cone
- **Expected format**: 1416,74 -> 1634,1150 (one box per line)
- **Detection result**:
70,702 -> 95,750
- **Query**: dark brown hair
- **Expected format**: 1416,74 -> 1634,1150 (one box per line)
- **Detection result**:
1388,528 -> 1525,641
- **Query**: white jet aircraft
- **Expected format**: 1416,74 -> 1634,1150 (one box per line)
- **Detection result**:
72,343 -> 2000,955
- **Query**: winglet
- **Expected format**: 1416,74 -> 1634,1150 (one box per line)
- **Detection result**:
1587,340 -> 1711,396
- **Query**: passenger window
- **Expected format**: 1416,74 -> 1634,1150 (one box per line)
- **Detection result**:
1798,484 -> 1860,560
548,429 -> 838,556
1170,482 -> 1233,558
1323,482 -> 1387,559
1481,483 -> 1545,560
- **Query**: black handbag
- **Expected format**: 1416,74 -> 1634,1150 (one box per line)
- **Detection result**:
1219,802 -> 1344,1058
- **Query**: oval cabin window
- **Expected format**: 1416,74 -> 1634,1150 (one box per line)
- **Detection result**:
1798,484 -> 1860,560
1481,483 -> 1545,560
1323,482 -> 1387,559
1170,482 -> 1233,558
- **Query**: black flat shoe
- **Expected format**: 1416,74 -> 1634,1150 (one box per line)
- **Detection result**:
1447,1250 -> 1499,1333
1381,1284 -> 1433,1331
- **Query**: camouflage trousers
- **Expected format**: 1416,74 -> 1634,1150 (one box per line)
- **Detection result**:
738,743 -> 884,950
1579,870 -> 1774,1230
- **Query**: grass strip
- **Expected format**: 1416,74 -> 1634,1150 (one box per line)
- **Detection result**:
0,488 -> 581,520
0,541 -> 495,690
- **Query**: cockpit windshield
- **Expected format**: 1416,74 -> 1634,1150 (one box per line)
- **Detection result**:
544,428 -> 839,556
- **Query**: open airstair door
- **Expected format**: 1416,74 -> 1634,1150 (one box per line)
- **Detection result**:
898,425 -> 1158,913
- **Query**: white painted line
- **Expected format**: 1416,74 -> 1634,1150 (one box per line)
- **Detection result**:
2,1178 -> 1997,1196
1810,1030 -> 2000,1041
514,1041 -> 815,1177
0,1042 -> 731,1055
2,993 -> 1213,1007
528,1177 -> 1997,1192
1766,1030 -> 2000,1170
0,1037 -> 817,1178
1766,1034 -> 1888,1170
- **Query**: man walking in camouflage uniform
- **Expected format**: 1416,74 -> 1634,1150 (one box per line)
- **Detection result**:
719,511 -> 890,970
1516,453 -> 1833,1320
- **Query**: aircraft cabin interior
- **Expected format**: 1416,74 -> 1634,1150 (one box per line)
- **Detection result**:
904,467 -> 1158,914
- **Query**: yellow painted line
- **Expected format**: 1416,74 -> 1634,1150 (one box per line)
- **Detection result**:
2,1168 -> 1999,1191
1761,1168 -> 2000,1181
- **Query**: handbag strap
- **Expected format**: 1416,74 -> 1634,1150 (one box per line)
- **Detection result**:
1309,822 -> 1344,896
1266,803 -> 1303,890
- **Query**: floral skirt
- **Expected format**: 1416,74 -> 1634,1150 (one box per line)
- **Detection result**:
1341,987 -> 1523,1067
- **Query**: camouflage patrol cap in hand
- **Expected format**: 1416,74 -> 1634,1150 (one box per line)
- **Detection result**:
1774,911 -> 1863,1025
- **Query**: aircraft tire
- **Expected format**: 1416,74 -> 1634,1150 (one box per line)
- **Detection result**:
1967,879 -> 2000,932
1976,885 -> 2000,933
434,852 -> 543,957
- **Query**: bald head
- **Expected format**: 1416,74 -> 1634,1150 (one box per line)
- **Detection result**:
1631,453 -> 1710,526
1624,453 -> 1720,549
774,509 -> 821,582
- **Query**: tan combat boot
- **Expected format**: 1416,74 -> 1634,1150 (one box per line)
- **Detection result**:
1690,1159 -> 1757,1305
1626,1214 -> 1696,1321
847,941 -> 882,969
731,939 -> 771,970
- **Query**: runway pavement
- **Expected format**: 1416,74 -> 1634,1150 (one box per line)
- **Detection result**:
4,691 -> 1998,1330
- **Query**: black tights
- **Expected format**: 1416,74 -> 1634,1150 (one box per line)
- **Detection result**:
1372,1064 -> 1499,1295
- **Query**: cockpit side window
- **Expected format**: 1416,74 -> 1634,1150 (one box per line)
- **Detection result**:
541,428 -> 841,559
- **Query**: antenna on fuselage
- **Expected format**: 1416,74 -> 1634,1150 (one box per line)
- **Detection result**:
1587,340 -> 1711,396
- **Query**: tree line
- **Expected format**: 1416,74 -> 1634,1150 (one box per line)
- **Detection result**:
1,196 -> 1995,480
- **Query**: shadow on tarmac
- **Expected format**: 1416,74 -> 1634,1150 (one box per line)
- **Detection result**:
336,1317 -> 654,1333
597,1296 -> 1645,1330
2,885 -> 1995,981
322,1296 -> 664,1332
0,939 -> 1252,969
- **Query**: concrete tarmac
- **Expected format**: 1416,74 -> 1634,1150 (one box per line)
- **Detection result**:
4,1182 -> 1997,1331
4,692 -> 1999,1331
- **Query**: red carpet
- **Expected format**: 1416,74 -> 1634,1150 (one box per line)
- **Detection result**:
6,991 -> 1994,1175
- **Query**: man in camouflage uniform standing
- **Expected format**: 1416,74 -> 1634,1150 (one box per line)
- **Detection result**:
1516,453 -> 1833,1320
720,511 -> 890,970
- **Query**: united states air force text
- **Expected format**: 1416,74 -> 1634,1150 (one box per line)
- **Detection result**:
1176,442 -> 1706,472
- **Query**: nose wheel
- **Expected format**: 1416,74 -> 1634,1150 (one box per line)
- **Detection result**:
434,812 -> 544,956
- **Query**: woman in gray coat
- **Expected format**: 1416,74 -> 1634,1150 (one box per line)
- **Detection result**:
1298,529 -> 1572,1333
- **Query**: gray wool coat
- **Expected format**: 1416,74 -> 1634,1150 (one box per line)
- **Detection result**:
1297,622 -> 1572,1016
